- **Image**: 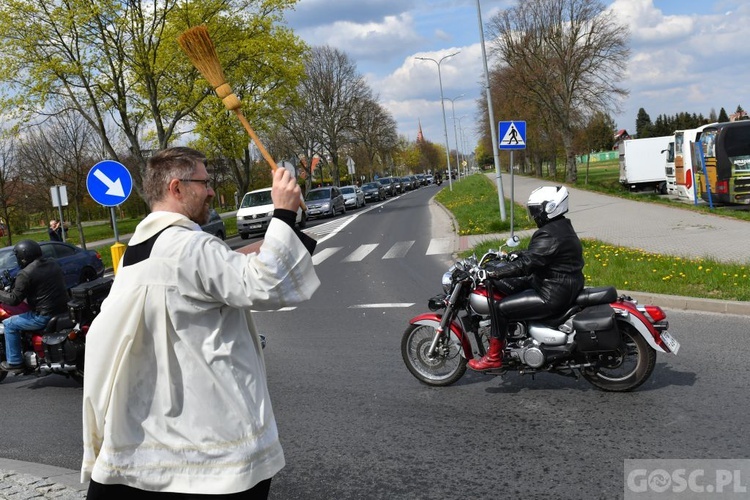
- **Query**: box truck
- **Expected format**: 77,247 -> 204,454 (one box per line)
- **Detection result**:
618,135 -> 673,193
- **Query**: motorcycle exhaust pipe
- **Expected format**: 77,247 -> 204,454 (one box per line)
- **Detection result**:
39,363 -> 78,374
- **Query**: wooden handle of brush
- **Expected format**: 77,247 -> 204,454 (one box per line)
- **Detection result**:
230,106 -> 308,211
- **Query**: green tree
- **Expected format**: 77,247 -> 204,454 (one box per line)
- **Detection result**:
583,111 -> 616,151
635,108 -> 653,138
718,107 -> 730,123
0,0 -> 304,202
487,0 -> 629,183
351,98 -> 398,180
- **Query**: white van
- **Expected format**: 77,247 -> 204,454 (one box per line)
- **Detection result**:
236,188 -> 306,239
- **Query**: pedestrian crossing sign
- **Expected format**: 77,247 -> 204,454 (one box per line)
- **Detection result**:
498,121 -> 526,150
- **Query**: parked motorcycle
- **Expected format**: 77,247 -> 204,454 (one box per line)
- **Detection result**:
401,245 -> 680,391
0,272 -> 113,384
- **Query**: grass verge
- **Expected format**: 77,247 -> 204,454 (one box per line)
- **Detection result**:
443,174 -> 749,302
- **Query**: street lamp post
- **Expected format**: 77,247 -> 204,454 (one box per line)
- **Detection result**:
444,94 -> 464,182
416,51 -> 460,191
475,0 -> 506,220
457,116 -> 468,173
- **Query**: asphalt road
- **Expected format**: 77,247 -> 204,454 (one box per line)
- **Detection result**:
1,185 -> 748,499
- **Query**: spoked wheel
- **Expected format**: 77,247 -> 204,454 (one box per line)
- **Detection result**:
401,323 -> 466,386
581,320 -> 657,392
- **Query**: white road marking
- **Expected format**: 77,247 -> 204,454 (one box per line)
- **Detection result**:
426,237 -> 454,255
312,247 -> 341,265
342,244 -> 379,262
382,240 -> 415,259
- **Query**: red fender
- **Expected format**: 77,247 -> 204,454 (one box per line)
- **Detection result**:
610,301 -> 670,353
409,312 -> 473,358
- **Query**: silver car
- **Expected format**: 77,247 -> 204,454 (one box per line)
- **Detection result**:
341,185 -> 365,209
305,186 -> 346,219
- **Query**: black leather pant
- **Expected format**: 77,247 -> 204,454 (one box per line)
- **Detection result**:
489,277 -> 576,340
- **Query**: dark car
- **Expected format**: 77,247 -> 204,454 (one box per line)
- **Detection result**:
0,241 -> 105,290
305,186 -> 346,219
201,208 -> 226,240
361,182 -> 386,202
377,177 -> 396,197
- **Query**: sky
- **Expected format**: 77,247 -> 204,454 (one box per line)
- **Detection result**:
282,0 -> 750,152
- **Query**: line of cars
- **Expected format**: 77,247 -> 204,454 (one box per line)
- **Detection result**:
235,174 -> 435,239
370,174 -> 432,200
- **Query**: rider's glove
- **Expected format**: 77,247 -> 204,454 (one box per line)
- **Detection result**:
452,268 -> 471,282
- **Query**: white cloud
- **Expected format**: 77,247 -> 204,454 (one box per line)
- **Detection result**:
285,0 -> 750,144
299,14 -> 422,62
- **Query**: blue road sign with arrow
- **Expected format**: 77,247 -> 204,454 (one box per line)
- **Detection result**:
87,160 -> 133,207
498,121 -> 526,150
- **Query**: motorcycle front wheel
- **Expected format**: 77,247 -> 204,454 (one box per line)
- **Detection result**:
581,320 -> 656,392
401,323 -> 466,386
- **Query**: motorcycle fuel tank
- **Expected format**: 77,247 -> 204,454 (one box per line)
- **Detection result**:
469,287 -> 505,315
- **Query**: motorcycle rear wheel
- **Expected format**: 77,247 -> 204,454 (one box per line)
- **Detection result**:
401,323 -> 466,386
581,320 -> 656,392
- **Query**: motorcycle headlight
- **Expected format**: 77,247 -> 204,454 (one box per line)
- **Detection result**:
441,271 -> 453,292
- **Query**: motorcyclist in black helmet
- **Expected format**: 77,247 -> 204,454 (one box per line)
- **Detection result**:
0,240 -> 68,372
468,186 -> 585,372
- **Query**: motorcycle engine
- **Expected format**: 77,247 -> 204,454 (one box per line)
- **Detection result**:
510,339 -> 546,368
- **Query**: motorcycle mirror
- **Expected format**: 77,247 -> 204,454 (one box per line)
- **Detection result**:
506,235 -> 520,248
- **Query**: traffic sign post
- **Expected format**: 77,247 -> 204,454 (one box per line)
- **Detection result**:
50,185 -> 69,242
498,121 -> 527,241
87,160 -> 133,273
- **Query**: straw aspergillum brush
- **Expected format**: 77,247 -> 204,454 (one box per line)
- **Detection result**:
177,25 -> 307,210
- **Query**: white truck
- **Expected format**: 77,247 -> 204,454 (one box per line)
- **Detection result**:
618,135 -> 673,193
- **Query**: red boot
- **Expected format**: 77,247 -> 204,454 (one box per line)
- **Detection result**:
468,338 -> 505,371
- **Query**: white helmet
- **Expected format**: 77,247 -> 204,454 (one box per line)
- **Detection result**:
527,186 -> 569,227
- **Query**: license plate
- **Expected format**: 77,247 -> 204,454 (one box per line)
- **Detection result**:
660,331 -> 680,354
249,223 -> 262,229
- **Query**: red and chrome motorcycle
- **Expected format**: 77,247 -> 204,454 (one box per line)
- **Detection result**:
0,272 -> 112,384
401,247 -> 680,391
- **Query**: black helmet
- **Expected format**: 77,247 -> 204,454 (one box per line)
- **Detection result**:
14,239 -> 42,268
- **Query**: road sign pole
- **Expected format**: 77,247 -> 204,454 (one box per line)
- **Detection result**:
55,186 -> 66,242
87,160 -> 133,275
498,121 -> 526,243
510,151 -> 515,240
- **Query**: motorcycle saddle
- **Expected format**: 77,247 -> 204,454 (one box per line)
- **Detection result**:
575,286 -> 617,307
44,313 -> 75,333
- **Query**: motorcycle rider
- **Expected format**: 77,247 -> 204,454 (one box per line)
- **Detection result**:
468,185 -> 585,371
0,239 -> 69,371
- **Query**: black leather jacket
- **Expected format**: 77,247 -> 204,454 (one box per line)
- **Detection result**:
0,258 -> 69,316
484,217 -> 585,305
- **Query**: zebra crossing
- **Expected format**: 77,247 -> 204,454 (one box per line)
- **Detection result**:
300,198 -> 457,265
311,237 -> 454,265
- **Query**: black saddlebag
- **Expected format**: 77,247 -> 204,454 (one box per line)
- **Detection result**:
68,277 -> 113,324
572,304 -> 621,352
42,333 -> 81,364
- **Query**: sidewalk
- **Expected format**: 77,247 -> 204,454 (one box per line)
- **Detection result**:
0,458 -> 85,499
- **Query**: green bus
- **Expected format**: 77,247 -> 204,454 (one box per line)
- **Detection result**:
696,120 -> 750,205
